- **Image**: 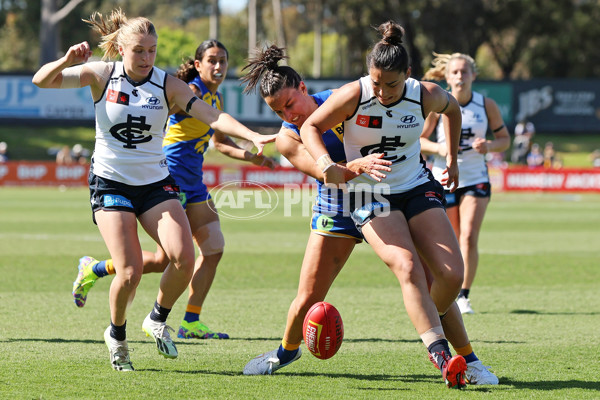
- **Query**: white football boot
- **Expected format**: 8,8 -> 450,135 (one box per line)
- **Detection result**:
243,348 -> 302,375
466,360 -> 499,385
457,297 -> 475,314
104,326 -> 134,371
142,313 -> 178,359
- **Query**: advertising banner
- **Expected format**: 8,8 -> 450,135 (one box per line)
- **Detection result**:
2,162 -> 598,192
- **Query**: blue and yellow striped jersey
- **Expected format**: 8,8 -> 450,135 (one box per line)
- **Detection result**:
163,75 -> 224,153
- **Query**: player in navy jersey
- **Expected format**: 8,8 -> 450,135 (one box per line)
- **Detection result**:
421,53 -> 510,316
71,40 -> 277,341
300,21 -> 470,389
32,9 -> 275,371
242,44 -> 498,387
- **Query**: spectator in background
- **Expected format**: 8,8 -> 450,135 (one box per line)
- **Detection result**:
591,149 -> 600,168
0,141 -> 9,162
511,119 -> 535,165
527,143 -> 544,168
56,145 -> 73,164
543,141 -> 555,168
72,143 -> 89,164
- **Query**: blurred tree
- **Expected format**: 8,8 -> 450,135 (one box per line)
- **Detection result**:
2,0 -> 599,80
38,0 -> 85,65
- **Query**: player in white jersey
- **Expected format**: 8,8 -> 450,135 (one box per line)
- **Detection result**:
32,9 -> 275,372
240,45 -> 498,386
300,21 -> 469,389
421,53 -> 510,315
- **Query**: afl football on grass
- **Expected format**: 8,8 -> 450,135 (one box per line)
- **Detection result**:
302,301 -> 343,360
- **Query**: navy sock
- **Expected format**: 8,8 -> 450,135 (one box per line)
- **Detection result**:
150,301 -> 171,323
459,289 -> 470,299
276,344 -> 298,364
110,321 -> 126,341
427,339 -> 451,370
184,312 -> 200,323
464,351 -> 479,364
92,261 -> 109,277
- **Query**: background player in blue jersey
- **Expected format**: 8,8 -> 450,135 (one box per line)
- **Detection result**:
421,53 -> 510,314
241,44 -> 498,386
72,40 -> 277,340
33,9 -> 275,371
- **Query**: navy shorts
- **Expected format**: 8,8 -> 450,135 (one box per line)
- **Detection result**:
445,182 -> 491,208
89,172 -> 181,224
350,179 -> 446,231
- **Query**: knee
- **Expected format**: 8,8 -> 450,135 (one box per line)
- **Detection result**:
170,250 -> 196,278
118,267 -> 143,289
439,262 -> 464,290
390,259 -> 421,286
196,221 -> 225,257
460,229 -> 479,249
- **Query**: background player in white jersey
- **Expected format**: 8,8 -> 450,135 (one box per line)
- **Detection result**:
300,21 -> 469,389
420,53 -> 510,314
71,40 -> 277,341
240,45 -> 498,385
32,9 -> 274,371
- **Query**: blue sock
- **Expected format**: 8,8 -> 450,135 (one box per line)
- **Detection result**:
276,344 -> 298,364
184,312 -> 200,323
464,351 -> 479,364
92,261 -> 109,277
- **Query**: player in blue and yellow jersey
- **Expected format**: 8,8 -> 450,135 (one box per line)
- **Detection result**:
72,40 -> 277,341
241,43 -> 498,387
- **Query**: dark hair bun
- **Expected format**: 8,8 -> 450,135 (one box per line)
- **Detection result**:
378,21 -> 404,46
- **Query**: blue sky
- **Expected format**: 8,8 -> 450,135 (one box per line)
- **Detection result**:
221,0 -> 247,14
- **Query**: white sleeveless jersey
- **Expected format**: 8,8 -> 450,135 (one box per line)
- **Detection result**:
432,91 -> 489,187
344,76 -> 431,194
92,61 -> 170,185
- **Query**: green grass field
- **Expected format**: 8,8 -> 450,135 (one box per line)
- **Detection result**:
1,188 -> 599,399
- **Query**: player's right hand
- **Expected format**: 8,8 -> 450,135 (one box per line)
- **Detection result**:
65,42 -> 92,66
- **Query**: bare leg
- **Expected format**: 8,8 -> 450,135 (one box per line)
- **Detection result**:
283,234 -> 356,345
139,199 -> 195,309
457,196 -> 489,291
95,210 -> 144,326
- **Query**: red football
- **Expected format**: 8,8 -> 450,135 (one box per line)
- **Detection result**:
302,301 -> 344,360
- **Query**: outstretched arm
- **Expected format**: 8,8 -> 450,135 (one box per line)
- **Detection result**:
167,75 -> 276,155
212,130 -> 278,169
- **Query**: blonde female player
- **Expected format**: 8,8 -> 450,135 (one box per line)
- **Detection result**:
33,9 -> 274,371
242,44 -> 497,386
72,40 -> 277,341
420,53 -> 510,314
